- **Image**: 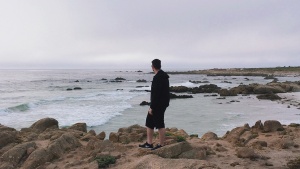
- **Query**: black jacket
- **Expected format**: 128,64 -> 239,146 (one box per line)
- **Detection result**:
150,70 -> 170,109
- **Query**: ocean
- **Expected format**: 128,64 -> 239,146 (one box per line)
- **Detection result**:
0,69 -> 299,137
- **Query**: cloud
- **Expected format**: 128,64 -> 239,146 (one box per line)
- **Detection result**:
0,0 -> 299,69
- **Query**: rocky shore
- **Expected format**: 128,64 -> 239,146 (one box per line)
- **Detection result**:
167,66 -> 300,77
1,118 -> 300,169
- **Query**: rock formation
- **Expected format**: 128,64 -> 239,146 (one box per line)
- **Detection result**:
1,118 -> 300,168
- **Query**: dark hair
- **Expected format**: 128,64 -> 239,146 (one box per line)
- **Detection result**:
152,59 -> 161,69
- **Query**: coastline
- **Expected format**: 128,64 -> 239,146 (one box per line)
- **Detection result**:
167,66 -> 300,77
1,118 -> 300,169
1,68 -> 300,168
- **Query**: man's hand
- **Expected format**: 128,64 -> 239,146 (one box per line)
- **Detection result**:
148,108 -> 153,115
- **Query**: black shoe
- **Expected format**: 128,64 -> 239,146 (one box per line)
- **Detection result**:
151,144 -> 163,150
139,142 -> 153,149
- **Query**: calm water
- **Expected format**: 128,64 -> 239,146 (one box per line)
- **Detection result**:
0,69 -> 299,137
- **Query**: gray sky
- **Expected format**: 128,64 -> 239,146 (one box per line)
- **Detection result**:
0,0 -> 299,70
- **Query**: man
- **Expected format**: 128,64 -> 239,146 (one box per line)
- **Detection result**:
139,59 -> 170,150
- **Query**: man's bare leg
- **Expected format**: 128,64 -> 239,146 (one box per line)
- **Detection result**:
158,128 -> 165,146
147,127 -> 154,144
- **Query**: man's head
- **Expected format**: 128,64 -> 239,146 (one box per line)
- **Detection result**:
151,59 -> 161,70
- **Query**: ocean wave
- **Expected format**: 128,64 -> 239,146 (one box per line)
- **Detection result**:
6,103 -> 32,112
171,81 -> 198,87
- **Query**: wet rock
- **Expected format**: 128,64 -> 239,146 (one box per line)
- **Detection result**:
257,94 -> 282,100
253,85 -> 285,94
169,86 -> 190,93
115,77 -> 126,81
192,84 -> 221,94
136,79 -> 147,83
289,123 -> 300,127
170,93 -> 193,99
30,118 -> 59,133
222,88 -> 235,95
204,94 -> 218,97
74,87 -> 82,90
140,101 -> 151,106
189,80 -> 210,84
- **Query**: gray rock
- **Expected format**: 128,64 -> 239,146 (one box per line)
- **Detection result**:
253,85 -> 285,94
264,120 -> 283,132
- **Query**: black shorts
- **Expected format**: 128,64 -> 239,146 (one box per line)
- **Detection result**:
146,107 -> 167,129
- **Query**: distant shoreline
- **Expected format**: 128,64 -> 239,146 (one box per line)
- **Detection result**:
167,66 -> 300,77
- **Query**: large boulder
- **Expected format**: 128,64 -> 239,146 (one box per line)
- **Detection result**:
30,118 -> 59,133
96,131 -> 106,140
0,125 -> 17,149
236,147 -> 257,158
191,84 -> 221,94
109,132 -> 119,143
111,125 -> 146,144
222,125 -> 250,146
201,132 -> 218,141
152,141 -> 192,158
252,120 -> 264,131
169,86 -> 190,93
256,94 -> 282,100
253,85 -> 285,94
0,142 -> 36,167
21,148 -> 51,169
68,123 -> 87,133
47,133 -> 81,159
219,89 -> 238,96
230,85 -> 256,95
263,120 -> 283,132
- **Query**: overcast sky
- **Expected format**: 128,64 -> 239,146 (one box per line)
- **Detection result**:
0,0 -> 299,70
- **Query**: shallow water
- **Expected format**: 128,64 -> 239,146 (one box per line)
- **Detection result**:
0,69 -> 299,137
